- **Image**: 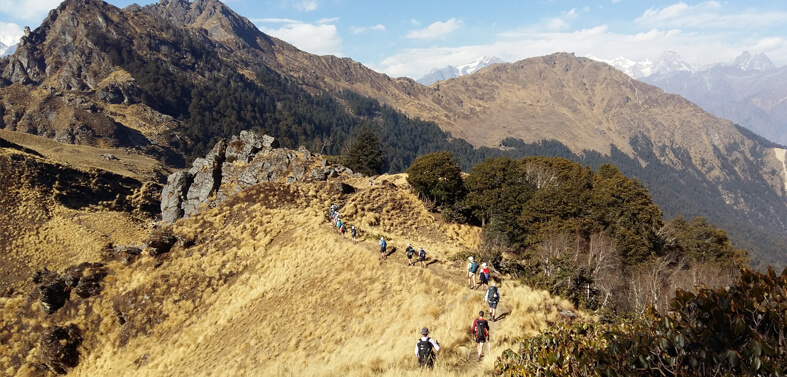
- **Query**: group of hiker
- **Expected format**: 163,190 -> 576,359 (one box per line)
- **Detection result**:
328,203 -> 356,242
326,202 -> 501,369
415,309 -> 498,368
380,238 -> 428,267
415,256 -> 502,369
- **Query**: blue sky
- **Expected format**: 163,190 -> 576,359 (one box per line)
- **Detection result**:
2,0 -> 787,79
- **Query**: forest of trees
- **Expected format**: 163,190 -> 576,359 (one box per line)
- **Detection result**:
87,14 -> 785,268
407,153 -> 748,316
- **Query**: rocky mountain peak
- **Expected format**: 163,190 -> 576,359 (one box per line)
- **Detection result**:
733,51 -> 776,71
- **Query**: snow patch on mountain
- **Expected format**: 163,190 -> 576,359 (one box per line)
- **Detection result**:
418,56 -> 504,85
0,42 -> 16,57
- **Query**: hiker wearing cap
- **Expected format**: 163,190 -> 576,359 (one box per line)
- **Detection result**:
350,225 -> 357,243
379,237 -> 387,260
414,327 -> 440,369
479,262 -> 490,290
405,244 -> 415,266
467,256 -> 479,289
471,311 -> 490,361
418,247 -> 427,268
485,282 -> 501,321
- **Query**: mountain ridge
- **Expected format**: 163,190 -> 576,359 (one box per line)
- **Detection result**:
1,0 -> 786,264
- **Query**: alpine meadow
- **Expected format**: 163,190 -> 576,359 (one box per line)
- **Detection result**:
1,0 -> 786,376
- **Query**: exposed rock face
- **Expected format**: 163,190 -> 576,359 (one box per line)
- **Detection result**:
40,324 -> 82,374
160,132 -> 356,223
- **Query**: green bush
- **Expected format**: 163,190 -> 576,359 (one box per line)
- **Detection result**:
405,151 -> 466,207
496,267 -> 787,377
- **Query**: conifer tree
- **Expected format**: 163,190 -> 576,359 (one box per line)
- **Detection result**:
343,126 -> 384,176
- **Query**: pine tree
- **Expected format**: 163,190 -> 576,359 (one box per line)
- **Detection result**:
343,126 -> 384,176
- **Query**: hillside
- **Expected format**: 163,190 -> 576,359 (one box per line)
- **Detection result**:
1,0 -> 785,263
0,170 -> 577,376
0,134 -> 160,295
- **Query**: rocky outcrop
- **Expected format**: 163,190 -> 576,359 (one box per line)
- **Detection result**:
32,263 -> 108,314
40,324 -> 82,374
160,131 -> 358,223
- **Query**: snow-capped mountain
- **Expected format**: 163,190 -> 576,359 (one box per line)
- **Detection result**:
2,44 -> 16,57
732,51 -> 776,71
587,51 -> 703,79
417,56 -> 504,85
0,42 -> 16,57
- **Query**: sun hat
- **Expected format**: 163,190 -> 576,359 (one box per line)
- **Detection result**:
481,262 -> 487,267
468,256 -> 474,261
421,327 -> 429,335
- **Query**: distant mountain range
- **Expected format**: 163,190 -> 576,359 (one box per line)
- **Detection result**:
0,41 -> 16,57
417,56 -> 504,85
589,52 -> 787,145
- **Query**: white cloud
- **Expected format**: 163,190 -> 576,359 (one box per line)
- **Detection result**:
0,0 -> 61,21
316,17 -> 339,25
294,0 -> 318,12
256,19 -> 342,56
350,24 -> 385,35
636,1 -> 787,30
406,18 -> 462,40
0,21 -> 23,45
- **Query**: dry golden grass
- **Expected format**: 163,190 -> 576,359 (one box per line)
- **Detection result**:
1,179 -> 578,377
0,129 -> 171,181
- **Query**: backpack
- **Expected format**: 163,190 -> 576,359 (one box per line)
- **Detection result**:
488,286 -> 499,303
469,262 -> 478,273
381,240 -> 387,248
406,247 -> 414,258
419,249 -> 426,259
417,338 -> 433,360
475,319 -> 488,337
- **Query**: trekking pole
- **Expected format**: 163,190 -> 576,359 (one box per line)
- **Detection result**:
466,335 -> 473,360
487,334 -> 491,356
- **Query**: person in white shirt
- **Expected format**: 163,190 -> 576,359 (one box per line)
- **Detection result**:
414,327 -> 440,369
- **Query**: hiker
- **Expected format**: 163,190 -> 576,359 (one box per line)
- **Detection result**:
479,262 -> 490,291
467,257 -> 478,289
339,223 -> 346,236
369,178 -> 373,186
379,237 -> 387,260
405,244 -> 415,266
337,218 -> 342,233
418,246 -> 427,268
471,311 -> 490,361
350,225 -> 357,242
415,327 -> 440,369
485,282 -> 500,321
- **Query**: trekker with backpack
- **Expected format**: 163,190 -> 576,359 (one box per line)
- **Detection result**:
350,225 -> 357,243
379,237 -> 387,260
414,327 -> 440,369
418,247 -> 427,268
479,262 -> 490,291
405,244 -> 415,266
471,311 -> 489,361
485,282 -> 500,321
467,257 -> 478,289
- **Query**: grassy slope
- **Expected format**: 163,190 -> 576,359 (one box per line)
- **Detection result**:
0,129 -> 171,182
0,146 -> 151,294
1,176 -> 576,377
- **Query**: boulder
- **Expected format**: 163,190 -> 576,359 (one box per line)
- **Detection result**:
40,324 -> 82,374
225,130 -> 264,163
144,231 -> 177,257
73,265 -> 108,299
184,139 -> 226,217
160,171 -> 192,224
310,168 -> 327,181
37,279 -> 68,315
